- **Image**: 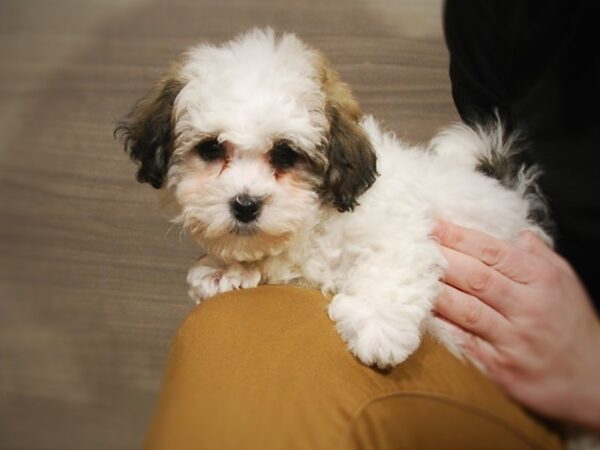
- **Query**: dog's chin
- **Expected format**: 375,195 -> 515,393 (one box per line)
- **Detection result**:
194,225 -> 294,264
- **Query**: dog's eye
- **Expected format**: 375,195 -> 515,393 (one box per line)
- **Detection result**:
196,139 -> 225,162
270,142 -> 299,170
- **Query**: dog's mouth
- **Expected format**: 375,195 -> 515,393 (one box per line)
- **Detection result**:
230,221 -> 259,236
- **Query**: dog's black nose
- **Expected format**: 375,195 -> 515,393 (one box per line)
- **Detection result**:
230,194 -> 261,223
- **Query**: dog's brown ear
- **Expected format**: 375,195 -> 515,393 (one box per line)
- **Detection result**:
317,56 -> 378,212
114,72 -> 184,189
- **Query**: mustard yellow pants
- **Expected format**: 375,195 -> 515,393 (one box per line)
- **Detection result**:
144,286 -> 562,450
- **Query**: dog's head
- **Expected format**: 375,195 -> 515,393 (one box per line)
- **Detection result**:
116,29 -> 377,262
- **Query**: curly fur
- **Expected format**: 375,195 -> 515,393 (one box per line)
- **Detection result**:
117,28 -> 551,369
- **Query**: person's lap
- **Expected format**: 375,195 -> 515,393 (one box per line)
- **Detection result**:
143,285 -> 562,450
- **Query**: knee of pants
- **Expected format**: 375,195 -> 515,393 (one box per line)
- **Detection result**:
144,285 -> 563,450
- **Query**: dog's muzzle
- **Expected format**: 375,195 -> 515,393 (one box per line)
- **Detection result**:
230,194 -> 262,223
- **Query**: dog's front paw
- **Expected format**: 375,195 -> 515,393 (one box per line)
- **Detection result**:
328,295 -> 423,368
187,262 -> 261,304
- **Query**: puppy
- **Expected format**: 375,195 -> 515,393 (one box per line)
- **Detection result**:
116,28 -> 550,369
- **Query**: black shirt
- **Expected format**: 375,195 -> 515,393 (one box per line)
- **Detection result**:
444,0 -> 600,310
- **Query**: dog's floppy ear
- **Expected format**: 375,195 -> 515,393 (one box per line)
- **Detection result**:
115,72 -> 185,189
317,56 -> 378,212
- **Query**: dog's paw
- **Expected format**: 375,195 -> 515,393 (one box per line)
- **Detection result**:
328,295 -> 423,368
346,321 -> 421,369
187,262 -> 261,304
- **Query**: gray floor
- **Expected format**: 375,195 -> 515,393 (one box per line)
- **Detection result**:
0,1 -> 457,448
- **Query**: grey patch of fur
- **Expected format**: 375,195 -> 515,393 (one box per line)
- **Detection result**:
474,122 -> 555,237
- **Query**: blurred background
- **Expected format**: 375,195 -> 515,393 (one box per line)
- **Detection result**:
0,0 -> 457,448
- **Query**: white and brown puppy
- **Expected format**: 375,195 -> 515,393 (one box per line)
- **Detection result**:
116,28 -> 550,368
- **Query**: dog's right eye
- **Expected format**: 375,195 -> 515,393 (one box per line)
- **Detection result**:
196,139 -> 225,162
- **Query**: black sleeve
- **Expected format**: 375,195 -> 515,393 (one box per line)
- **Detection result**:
444,0 -> 600,310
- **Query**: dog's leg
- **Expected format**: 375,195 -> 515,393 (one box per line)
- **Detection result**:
187,256 -> 261,304
328,241 -> 444,368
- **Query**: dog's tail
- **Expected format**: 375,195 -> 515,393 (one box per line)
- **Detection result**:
429,118 -> 517,172
429,118 -> 554,239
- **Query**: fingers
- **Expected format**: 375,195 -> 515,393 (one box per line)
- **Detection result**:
435,284 -> 524,382
460,332 -> 503,376
440,246 -> 524,316
514,230 -> 571,270
433,221 -> 541,284
435,283 -> 511,343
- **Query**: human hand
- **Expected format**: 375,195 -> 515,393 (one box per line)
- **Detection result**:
433,221 -> 600,431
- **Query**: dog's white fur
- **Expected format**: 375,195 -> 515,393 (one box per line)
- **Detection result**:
121,28 -> 550,369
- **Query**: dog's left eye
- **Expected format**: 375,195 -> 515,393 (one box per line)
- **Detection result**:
196,138 -> 225,162
270,142 -> 299,170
